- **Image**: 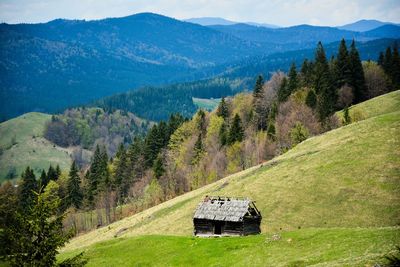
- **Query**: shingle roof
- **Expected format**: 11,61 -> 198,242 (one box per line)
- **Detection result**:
193,196 -> 252,222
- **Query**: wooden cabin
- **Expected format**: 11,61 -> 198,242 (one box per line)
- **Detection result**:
193,196 -> 262,236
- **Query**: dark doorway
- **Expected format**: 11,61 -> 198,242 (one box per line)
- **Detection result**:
214,221 -> 222,235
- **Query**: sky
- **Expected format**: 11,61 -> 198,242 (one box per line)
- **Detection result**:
0,0 -> 399,26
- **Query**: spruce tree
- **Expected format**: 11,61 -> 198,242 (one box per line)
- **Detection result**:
18,167 -> 37,212
87,145 -> 102,206
349,40 -> 367,103
252,75 -> 267,130
144,125 -> 163,168
383,46 -> 393,76
314,42 -> 336,121
378,51 -> 384,66
391,43 -> 400,88
47,165 -> 56,181
66,161 -> 83,209
287,62 -> 298,94
219,122 -> 228,146
228,114 -> 244,144
114,143 -> 128,202
277,77 -> 289,102
39,169 -> 49,189
335,39 -> 351,88
301,59 -> 313,87
305,89 -> 317,109
252,75 -> 264,99
216,97 -> 229,119
152,155 -> 165,179
192,134 -> 205,165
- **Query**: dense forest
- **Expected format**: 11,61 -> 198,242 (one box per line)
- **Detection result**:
94,78 -> 236,121
91,38 -> 399,122
1,40 -> 398,265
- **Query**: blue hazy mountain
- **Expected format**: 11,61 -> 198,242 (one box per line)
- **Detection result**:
185,17 -> 279,28
1,12 -> 399,121
0,13 -> 267,120
209,23 -> 400,47
338,19 -> 399,32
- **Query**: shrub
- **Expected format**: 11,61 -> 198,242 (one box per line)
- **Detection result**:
290,122 -> 310,146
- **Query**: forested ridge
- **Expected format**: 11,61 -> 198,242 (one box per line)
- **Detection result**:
91,38 -> 399,122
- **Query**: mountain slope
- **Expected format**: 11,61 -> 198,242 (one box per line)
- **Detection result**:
64,91 -> 400,251
184,17 -> 279,28
0,12 -> 264,120
92,38 -> 398,122
209,23 -> 400,52
60,227 -> 399,266
0,112 -> 72,182
338,19 -> 399,32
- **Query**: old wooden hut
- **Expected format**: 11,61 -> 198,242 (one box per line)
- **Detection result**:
193,196 -> 262,236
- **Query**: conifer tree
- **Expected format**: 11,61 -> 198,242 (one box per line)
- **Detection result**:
18,167 -> 37,212
383,46 -> 393,76
252,75 -> 267,130
314,42 -> 336,121
66,161 -> 83,209
216,97 -> 229,120
55,165 -> 61,178
144,125 -> 163,168
301,59 -> 313,87
152,155 -> 165,179
252,75 -> 264,99
228,114 -> 244,144
5,186 -> 86,266
305,89 -> 317,109
47,165 -> 58,181
378,51 -> 385,66
335,39 -> 352,88
287,62 -> 298,94
349,40 -> 367,103
39,169 -> 49,189
391,44 -> 400,88
114,143 -> 128,202
87,145 -> 103,206
219,122 -> 228,146
192,134 -> 205,165
278,77 -> 289,103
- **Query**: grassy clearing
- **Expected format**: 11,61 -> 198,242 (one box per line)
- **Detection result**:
0,112 -> 72,182
336,90 -> 400,122
64,95 -> 400,252
192,97 -> 221,111
60,227 -> 400,267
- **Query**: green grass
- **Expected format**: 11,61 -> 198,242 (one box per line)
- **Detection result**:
0,112 -> 72,182
193,97 -> 221,111
336,90 -> 400,122
63,91 -> 400,261
60,227 -> 400,266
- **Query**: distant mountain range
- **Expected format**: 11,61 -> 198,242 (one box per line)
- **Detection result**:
186,17 -> 399,32
338,19 -> 400,32
1,13 -> 399,120
184,17 -> 280,28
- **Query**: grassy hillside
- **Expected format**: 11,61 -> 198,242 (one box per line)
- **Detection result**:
337,90 -> 400,121
61,227 -> 399,266
0,112 -> 72,182
61,91 -> 400,266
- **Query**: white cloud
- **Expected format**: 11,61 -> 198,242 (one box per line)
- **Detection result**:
0,0 -> 399,26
